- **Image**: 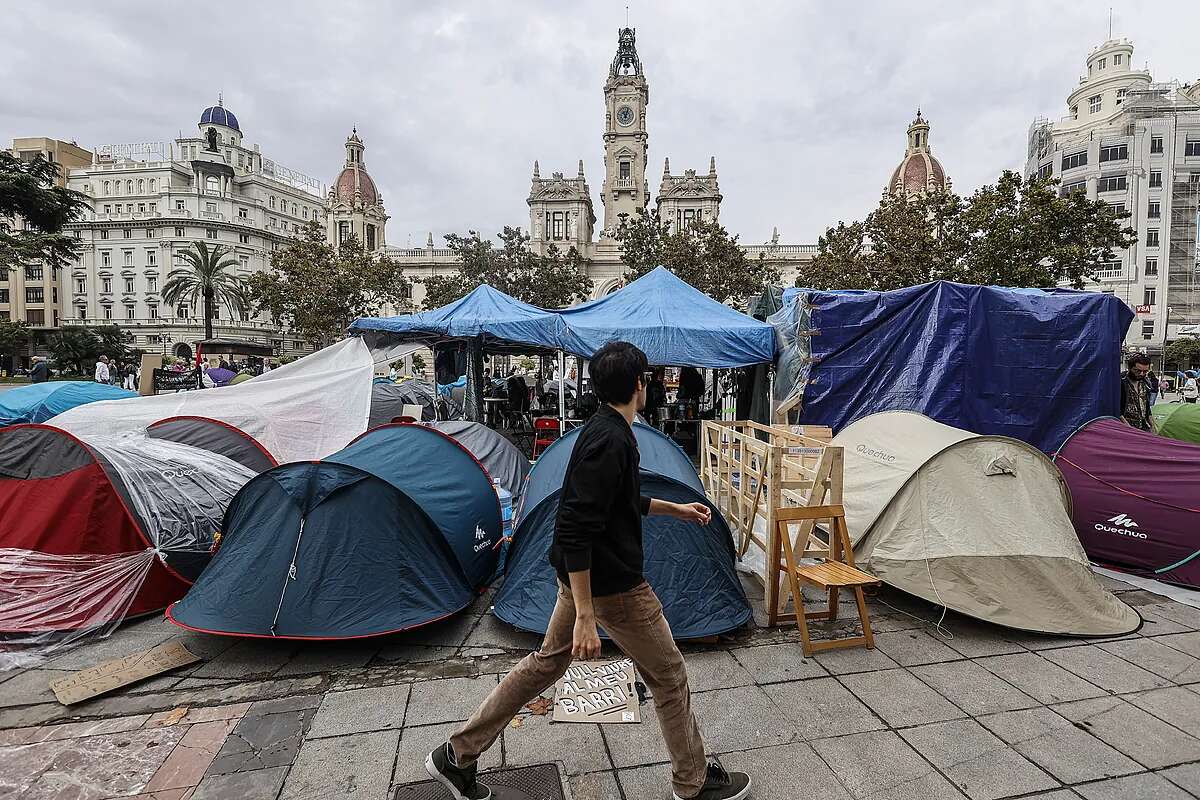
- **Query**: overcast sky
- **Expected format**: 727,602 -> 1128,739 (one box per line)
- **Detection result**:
4,1 -> 1198,247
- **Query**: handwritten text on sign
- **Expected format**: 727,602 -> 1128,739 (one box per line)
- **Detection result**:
553,658 -> 640,724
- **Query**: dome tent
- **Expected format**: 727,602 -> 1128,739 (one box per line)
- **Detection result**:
167,424 -> 503,639
147,416 -> 277,474
1152,403 -> 1200,445
494,422 -> 751,640
1054,417 -> 1200,590
430,421 -> 529,499
0,381 -> 135,426
369,380 -> 461,426
834,411 -> 1139,636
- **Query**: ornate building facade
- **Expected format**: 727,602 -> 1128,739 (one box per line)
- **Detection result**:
888,111 -> 951,197
327,129 -> 388,252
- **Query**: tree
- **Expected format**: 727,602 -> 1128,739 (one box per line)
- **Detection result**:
0,320 -> 30,374
797,171 -> 1137,291
424,227 -> 593,309
248,221 -> 411,346
1165,338 -> 1200,371
93,324 -> 138,363
614,209 -> 781,304
161,242 -> 250,341
0,151 -> 89,274
46,326 -> 101,376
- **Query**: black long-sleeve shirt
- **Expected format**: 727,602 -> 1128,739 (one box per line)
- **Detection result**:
549,404 -> 650,596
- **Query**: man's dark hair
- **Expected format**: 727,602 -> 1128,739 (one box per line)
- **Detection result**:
590,341 -> 649,404
1127,354 -> 1151,369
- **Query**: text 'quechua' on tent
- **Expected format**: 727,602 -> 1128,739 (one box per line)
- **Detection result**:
0,423 -> 268,668
0,381 -> 137,427
833,411 -> 1139,636
168,423 -> 504,639
494,422 -> 751,639
1054,417 -> 1200,590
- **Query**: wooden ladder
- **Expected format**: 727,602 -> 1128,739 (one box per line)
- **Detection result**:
773,504 -> 881,657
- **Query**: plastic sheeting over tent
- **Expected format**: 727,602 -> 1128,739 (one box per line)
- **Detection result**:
0,381 -> 135,426
147,416 -> 277,474
833,411 -> 1139,636
49,337 -> 375,462
168,424 -> 503,639
771,281 -> 1133,453
559,267 -> 776,367
431,421 -> 530,499
494,422 -> 751,639
1054,417 -> 1200,590
1152,403 -> 1200,445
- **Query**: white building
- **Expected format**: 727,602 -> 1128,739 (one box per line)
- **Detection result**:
1026,39 -> 1200,363
63,100 -> 328,360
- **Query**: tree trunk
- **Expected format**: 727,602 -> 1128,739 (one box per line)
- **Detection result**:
203,286 -> 214,341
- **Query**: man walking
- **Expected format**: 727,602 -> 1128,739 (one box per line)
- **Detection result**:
93,355 -> 110,385
426,341 -> 751,800
1120,354 -> 1155,432
29,357 -> 49,383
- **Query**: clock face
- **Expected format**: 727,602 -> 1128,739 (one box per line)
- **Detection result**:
616,105 -> 635,127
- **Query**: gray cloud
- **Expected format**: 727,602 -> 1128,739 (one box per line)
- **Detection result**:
3,0 -> 1196,246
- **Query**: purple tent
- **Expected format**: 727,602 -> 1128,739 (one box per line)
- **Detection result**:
1054,417 -> 1200,589
205,367 -> 237,387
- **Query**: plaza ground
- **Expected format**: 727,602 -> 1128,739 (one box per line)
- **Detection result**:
3,571 -> 1200,799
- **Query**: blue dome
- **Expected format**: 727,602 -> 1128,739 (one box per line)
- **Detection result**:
199,104 -> 240,132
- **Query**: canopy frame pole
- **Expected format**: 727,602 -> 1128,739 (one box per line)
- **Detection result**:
558,350 -> 566,433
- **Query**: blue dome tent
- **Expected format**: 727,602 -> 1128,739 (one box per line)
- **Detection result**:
0,381 -> 136,427
494,422 -> 751,639
168,424 -> 502,639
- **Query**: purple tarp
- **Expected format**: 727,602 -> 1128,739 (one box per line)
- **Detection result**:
1054,417 -> 1200,589
205,367 -> 237,387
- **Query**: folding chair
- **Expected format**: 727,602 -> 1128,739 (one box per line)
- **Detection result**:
531,416 -> 561,459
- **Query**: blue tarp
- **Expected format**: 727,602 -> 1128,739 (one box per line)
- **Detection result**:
0,381 -> 136,426
771,281 -> 1134,452
559,267 -> 776,367
494,421 -> 751,639
168,424 -> 502,638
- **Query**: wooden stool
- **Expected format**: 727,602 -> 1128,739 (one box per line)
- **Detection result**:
773,504 -> 881,657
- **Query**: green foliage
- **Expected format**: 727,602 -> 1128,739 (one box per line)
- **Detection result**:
0,320 -> 31,361
0,152 -> 89,274
248,221 -> 411,346
161,241 -> 250,341
798,171 -> 1138,291
410,353 -> 426,372
1165,338 -> 1200,370
43,324 -> 136,376
424,227 -> 593,310
614,209 -> 780,305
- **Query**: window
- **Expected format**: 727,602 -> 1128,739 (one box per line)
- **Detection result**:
1150,170 -> 1162,188
239,233 -> 249,244
147,250 -> 156,266
52,288 -> 57,304
123,228 -> 132,239
205,175 -> 219,194
126,306 -> 135,321
126,180 -> 133,194
1108,202 -> 1126,216
1193,173 -> 1200,183
25,288 -> 43,303
338,221 -> 350,243
1089,95 -> 1102,114
1148,201 -> 1161,220
302,208 -> 309,220
1144,287 -> 1157,306
26,310 -> 45,326
24,266 -> 43,281
1061,180 -> 1086,197
103,181 -> 110,195
137,179 -> 144,193
177,305 -> 189,319
206,202 -> 217,213
174,227 -> 184,237
619,161 -> 631,180
269,196 -> 276,209
237,153 -> 244,168
1147,228 -> 1160,247
1036,161 -> 1053,180
1187,139 -> 1200,157
148,304 -> 157,319
149,179 -> 156,192
1145,257 -> 1159,277
238,207 -> 248,219
1099,144 -> 1128,162
1097,174 -> 1127,193
213,306 -> 220,319
76,306 -> 86,320
1114,54 -> 1123,65
101,278 -> 111,293
1097,57 -> 1106,69
205,228 -> 217,240
239,256 -> 249,271
1151,136 -> 1164,154
1070,105 -> 1079,120
100,229 -> 109,240
103,204 -> 111,214
147,277 -> 157,292
175,199 -> 185,210
122,251 -> 133,267
124,278 -> 134,293
103,306 -> 112,321
1061,150 -> 1087,171
76,278 -> 85,293
101,252 -> 111,267
1116,88 -> 1127,106
145,228 -> 155,238
0,289 -> 7,303
1142,321 -> 1154,340
366,224 -> 376,251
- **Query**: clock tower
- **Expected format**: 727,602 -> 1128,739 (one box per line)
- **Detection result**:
600,27 -> 650,240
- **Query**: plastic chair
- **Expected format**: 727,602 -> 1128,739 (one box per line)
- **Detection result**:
531,417 -> 561,459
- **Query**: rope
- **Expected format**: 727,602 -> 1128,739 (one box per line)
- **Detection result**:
1056,455 -> 1200,514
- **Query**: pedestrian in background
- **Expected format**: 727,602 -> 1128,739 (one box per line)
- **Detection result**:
94,355 -> 110,384
1121,355 -> 1155,431
1148,370 -> 1160,407
1184,374 -> 1199,404
29,357 -> 49,384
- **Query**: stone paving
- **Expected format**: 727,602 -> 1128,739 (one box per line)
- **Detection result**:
3,573 -> 1200,799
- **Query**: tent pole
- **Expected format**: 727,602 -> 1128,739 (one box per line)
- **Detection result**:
558,350 -> 566,433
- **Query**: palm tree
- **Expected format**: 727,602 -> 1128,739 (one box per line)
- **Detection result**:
161,242 -> 249,340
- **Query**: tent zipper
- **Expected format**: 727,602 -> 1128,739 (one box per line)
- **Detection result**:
270,514 -> 306,637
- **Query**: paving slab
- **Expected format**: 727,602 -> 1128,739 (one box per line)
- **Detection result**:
1073,771 -> 1194,800
0,714 -> 152,746
872,630 -> 963,666
768,676 -> 885,741
599,701 -> 671,768
677,650 -> 754,692
720,741 -> 852,798
1095,637 -> 1200,684
840,668 -> 965,728
615,763 -> 674,800
565,770 -> 619,800
692,684 -> 796,753
1155,631 -> 1200,659
975,652 -> 1106,705
307,683 -> 410,738
1040,645 -> 1170,694
405,675 -> 498,726
206,705 -> 314,774
0,669 -> 74,708
1160,762 -> 1200,795
1052,696 -> 1200,769
810,644 -> 900,675
246,694 -> 324,716
976,707 -> 1141,784
392,721 -> 500,784
188,639 -> 298,680
811,729 -> 968,799
42,620 -> 181,670
462,613 -> 542,651
910,660 -> 1039,716
936,622 -> 1027,659
390,612 -> 481,648
143,718 -> 239,792
374,643 -> 457,664
192,765 -> 288,800
280,729 -> 400,800
273,644 -> 379,677
504,712 -> 612,776
898,718 -> 1058,800
1146,601 -> 1200,630
730,642 -> 828,683
1137,607 -> 1195,636
1125,686 -> 1200,740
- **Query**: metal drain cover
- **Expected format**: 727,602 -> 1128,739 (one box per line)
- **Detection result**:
393,763 -> 564,800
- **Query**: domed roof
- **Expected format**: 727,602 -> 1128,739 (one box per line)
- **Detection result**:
887,111 -> 949,197
199,102 -> 240,133
334,166 -> 379,206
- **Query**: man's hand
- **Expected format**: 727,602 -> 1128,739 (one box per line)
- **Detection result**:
572,613 -> 601,660
672,501 -> 712,525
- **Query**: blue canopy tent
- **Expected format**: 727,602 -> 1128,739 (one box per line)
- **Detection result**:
0,381 -> 136,426
771,281 -> 1134,453
558,267 -> 776,367
167,424 -> 502,639
494,422 -> 751,639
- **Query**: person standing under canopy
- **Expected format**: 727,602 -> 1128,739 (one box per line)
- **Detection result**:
1120,354 -> 1155,432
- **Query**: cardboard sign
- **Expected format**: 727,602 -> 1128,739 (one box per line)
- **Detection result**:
51,640 -> 200,705
553,658 -> 640,724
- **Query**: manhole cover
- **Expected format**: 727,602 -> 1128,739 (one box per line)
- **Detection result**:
393,763 -> 564,800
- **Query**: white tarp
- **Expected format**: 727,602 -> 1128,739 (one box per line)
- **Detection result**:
51,338 -> 375,462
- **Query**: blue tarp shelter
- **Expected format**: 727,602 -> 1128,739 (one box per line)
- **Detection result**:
168,424 -> 502,639
0,381 -> 136,426
559,267 -> 776,367
494,422 -> 751,639
771,281 -> 1134,453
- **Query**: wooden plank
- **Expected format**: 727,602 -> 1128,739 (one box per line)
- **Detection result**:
51,640 -> 200,706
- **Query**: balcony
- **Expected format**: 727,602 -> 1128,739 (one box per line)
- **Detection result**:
200,211 -> 225,222
234,216 -> 256,227
612,178 -> 636,190
93,212 -> 163,222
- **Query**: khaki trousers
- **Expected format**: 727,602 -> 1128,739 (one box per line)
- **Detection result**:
451,581 -> 708,797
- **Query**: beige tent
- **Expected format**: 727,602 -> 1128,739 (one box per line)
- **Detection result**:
833,411 -> 1140,636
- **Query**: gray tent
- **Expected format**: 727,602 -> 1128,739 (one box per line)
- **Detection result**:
431,421 -> 529,498
833,411 -> 1140,636
370,380 -> 462,427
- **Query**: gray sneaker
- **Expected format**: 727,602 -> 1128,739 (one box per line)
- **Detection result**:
425,742 -> 492,800
673,762 -> 752,800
